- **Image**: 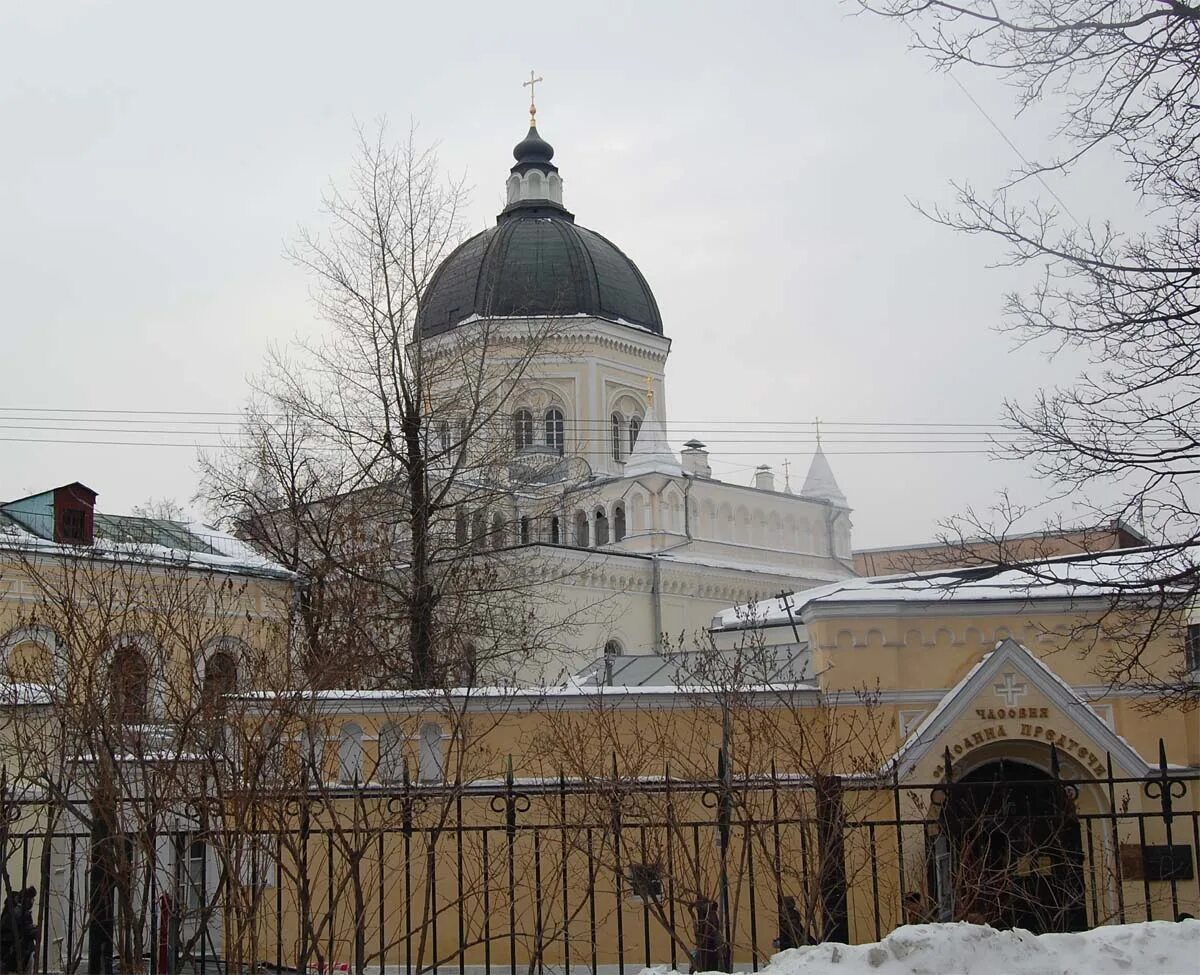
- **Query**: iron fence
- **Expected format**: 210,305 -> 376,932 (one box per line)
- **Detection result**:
0,740 -> 1196,974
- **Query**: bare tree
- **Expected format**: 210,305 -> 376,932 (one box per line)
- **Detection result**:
526,624 -> 892,967
201,121 -> 597,692
861,1 -> 1200,702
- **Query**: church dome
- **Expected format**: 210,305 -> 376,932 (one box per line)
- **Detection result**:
417,123 -> 663,338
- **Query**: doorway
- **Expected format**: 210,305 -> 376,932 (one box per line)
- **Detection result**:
933,759 -> 1088,933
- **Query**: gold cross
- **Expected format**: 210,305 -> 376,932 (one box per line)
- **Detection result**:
781,458 -> 792,490
815,416 -> 822,445
523,70 -> 544,125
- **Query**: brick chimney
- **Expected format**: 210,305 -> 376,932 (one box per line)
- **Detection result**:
754,465 -> 775,492
53,483 -> 97,545
681,439 -> 712,478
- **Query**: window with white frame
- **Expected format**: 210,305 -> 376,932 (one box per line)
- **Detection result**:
1186,623 -> 1200,674
418,722 -> 446,783
514,409 -> 534,450
545,408 -> 565,455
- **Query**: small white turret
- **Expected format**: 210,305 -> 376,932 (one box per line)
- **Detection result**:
624,402 -> 681,477
800,443 -> 847,507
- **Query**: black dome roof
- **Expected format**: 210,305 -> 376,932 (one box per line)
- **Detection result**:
417,213 -> 663,337
416,124 -> 663,338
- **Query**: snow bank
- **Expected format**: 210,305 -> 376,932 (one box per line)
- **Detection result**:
681,921 -> 1200,975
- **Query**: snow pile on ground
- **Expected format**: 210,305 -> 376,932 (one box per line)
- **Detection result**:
691,921 -> 1199,975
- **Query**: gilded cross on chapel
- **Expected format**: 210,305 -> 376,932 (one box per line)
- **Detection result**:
523,70 -> 543,125
993,671 -> 1028,707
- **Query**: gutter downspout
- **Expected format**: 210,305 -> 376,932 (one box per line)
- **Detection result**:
651,475 -> 694,654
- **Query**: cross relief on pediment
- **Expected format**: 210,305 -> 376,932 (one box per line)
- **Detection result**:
894,639 -> 1151,784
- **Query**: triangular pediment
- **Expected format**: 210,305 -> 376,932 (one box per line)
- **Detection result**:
889,638 -> 1151,781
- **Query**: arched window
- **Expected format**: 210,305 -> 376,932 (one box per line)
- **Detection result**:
613,503 -> 627,542
111,645 -> 149,724
337,723 -> 364,784
377,723 -> 404,784
491,512 -> 507,550
201,650 -> 238,714
574,510 -> 589,547
455,508 -> 468,546
519,516 -> 531,544
513,409 -> 534,450
594,508 -> 610,546
418,723 -> 445,783
549,516 -> 560,545
611,414 -> 623,462
629,416 -> 642,452
545,408 -> 564,455
438,420 -> 452,453
472,510 -> 488,553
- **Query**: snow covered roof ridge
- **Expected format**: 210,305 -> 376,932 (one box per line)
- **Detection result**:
623,403 -> 682,477
799,443 -> 847,506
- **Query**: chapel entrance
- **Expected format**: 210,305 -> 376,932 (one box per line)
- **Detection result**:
933,758 -> 1088,933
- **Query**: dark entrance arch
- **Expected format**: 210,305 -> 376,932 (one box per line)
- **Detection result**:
932,758 -> 1088,933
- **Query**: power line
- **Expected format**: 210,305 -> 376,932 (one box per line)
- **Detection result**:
0,436 -> 999,456
907,21 -> 1084,227
0,411 -> 1173,435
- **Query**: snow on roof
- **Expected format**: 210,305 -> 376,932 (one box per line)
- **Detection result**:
711,546 -> 1195,630
0,510 -> 293,580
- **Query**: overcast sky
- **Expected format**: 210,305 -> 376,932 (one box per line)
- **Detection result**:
0,2 -> 1139,547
